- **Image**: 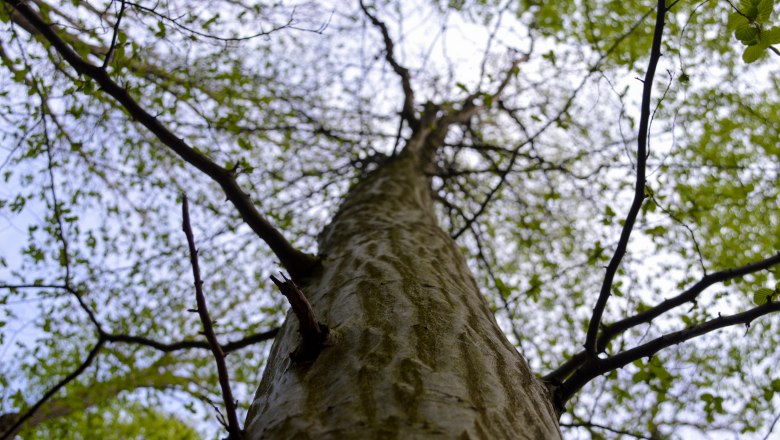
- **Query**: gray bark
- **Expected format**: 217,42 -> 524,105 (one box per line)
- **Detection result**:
245,140 -> 561,439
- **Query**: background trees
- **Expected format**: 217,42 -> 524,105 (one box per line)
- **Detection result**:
0,0 -> 778,438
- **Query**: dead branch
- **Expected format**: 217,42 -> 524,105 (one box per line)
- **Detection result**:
270,273 -> 329,363
181,195 -> 242,439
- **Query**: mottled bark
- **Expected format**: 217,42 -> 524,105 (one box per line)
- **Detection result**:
245,140 -> 561,438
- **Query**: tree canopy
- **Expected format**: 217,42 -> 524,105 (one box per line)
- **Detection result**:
0,0 -> 779,438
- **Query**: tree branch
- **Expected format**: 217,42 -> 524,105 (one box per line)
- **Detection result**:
0,340 -> 104,440
560,421 -> 653,439
0,284 -> 279,354
584,0 -> 667,356
101,0 -> 126,69
181,195 -> 242,440
544,252 -> 780,384
447,56 -> 526,126
0,362 -> 190,435
270,273 -> 329,362
359,0 -> 418,130
556,301 -> 780,408
105,329 -> 279,353
3,0 -> 317,282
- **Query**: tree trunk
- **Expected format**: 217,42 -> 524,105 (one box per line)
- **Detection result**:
244,138 -> 561,438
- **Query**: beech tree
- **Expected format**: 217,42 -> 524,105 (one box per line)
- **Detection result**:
0,0 -> 779,438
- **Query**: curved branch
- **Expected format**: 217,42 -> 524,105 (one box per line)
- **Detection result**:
0,340 -> 104,440
3,0 -> 317,281
584,0 -> 667,356
544,252 -> 780,384
105,328 -> 279,354
359,0 -> 418,130
556,301 -> 780,409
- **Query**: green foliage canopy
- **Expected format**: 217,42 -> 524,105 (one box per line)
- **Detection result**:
0,0 -> 778,438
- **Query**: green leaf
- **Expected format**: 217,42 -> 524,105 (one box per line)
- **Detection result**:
736,24 -> 760,45
757,0 -> 774,22
728,13 -> 750,31
771,378 -> 780,392
743,45 -> 765,63
763,26 -> 780,44
483,93 -> 493,108
753,287 -> 775,305
155,22 -> 167,38
237,138 -> 252,151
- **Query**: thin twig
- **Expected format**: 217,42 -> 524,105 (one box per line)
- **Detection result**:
0,284 -> 279,353
102,0 -> 125,69
359,0 -> 418,129
124,1 -> 300,42
181,195 -> 242,439
763,408 -> 780,440
560,421 -> 653,439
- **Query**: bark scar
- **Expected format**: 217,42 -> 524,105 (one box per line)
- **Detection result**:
271,273 -> 330,363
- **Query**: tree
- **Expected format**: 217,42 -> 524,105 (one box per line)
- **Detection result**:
0,0 -> 779,438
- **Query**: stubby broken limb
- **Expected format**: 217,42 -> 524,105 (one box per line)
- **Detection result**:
270,274 -> 330,363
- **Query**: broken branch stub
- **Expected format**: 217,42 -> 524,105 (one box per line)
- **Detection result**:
270,274 -> 329,363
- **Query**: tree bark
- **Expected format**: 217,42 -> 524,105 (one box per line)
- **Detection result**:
244,139 -> 561,438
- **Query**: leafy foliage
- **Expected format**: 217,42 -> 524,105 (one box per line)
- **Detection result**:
729,0 -> 780,62
0,0 -> 778,438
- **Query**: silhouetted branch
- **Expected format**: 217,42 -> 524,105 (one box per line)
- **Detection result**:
181,195 -> 242,440
105,329 -> 279,353
556,301 -> 780,408
545,252 -> 780,384
102,0 -> 125,69
359,0 -> 418,130
764,409 -> 780,440
560,421 -> 653,439
0,284 -> 278,353
585,0 -> 667,356
3,0 -> 317,282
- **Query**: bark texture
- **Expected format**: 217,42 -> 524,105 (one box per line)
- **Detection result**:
245,142 -> 561,439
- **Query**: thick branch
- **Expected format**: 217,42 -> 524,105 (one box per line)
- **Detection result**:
182,195 -> 242,439
359,0 -> 418,130
556,301 -> 780,408
584,0 -> 667,356
544,252 -> 780,384
597,252 -> 780,351
4,0 -> 317,281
